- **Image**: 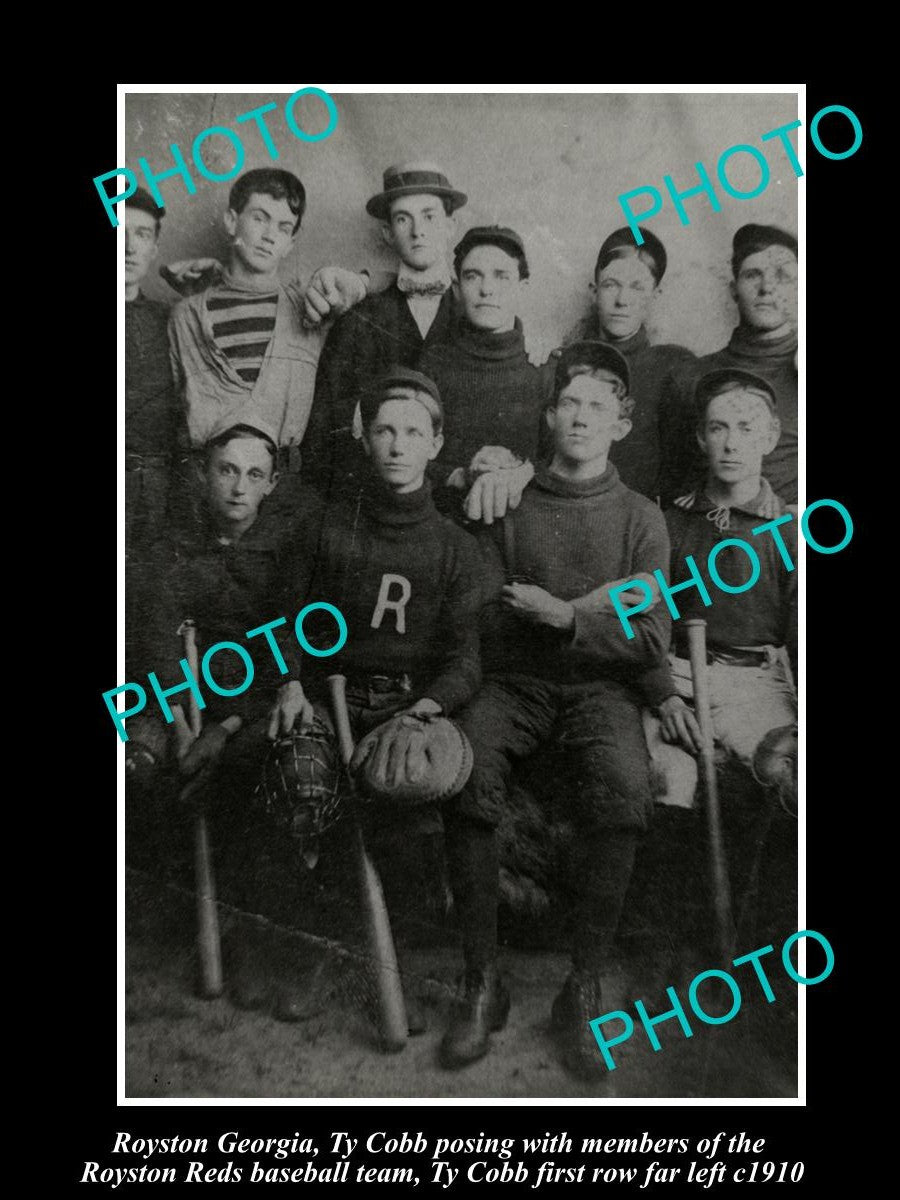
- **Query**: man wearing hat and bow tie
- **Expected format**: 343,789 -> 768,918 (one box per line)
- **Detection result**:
305,161 -> 467,499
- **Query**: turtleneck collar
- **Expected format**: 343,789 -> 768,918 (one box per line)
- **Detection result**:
533,461 -> 622,499
580,312 -> 650,357
362,475 -> 437,525
729,324 -> 798,361
452,316 -> 525,361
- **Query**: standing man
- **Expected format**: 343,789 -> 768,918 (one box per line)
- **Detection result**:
125,187 -> 181,555
567,226 -> 695,502
438,342 -> 672,1078
418,226 -> 553,520
167,167 -> 369,474
660,224 -> 798,506
304,162 -> 467,498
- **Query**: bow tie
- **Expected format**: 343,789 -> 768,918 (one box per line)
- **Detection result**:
397,278 -> 449,297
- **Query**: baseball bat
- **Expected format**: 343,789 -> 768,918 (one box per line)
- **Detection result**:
684,619 -> 734,964
179,619 -> 224,1000
326,673 -> 408,1052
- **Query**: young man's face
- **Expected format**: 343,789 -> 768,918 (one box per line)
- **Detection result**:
204,436 -> 278,529
731,245 -> 798,334
384,194 -> 454,272
546,372 -> 631,467
458,244 -> 523,332
699,390 -> 780,488
124,207 -> 159,291
224,192 -> 297,275
363,394 -> 443,493
593,255 -> 657,341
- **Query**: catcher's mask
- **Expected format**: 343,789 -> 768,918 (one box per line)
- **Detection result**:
257,718 -> 345,867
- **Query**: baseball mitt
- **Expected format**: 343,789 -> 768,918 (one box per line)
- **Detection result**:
258,718 -> 343,845
350,713 -> 473,805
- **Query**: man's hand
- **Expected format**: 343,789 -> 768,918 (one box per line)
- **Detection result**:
523,325 -> 557,368
658,695 -> 704,754
177,723 -> 229,776
160,258 -> 224,296
464,460 -> 535,524
467,445 -> 521,478
502,582 -> 574,630
301,267 -> 368,328
572,572 -> 661,615
401,697 -> 443,720
267,680 -> 314,740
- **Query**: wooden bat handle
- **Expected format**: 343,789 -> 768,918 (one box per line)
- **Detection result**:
684,619 -> 734,962
326,674 -> 355,768
326,672 -> 408,1052
179,617 -> 223,999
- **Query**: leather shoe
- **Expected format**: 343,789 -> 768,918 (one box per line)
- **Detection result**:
551,971 -> 609,1082
439,965 -> 510,1069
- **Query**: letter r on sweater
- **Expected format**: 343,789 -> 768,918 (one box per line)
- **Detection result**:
371,573 -> 412,634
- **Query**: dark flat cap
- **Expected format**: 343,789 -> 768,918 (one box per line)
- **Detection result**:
595,225 -> 667,283
125,186 -> 165,222
205,414 -> 280,453
732,224 -> 798,272
453,225 -> 529,277
360,366 -> 444,430
694,367 -> 778,416
366,161 -> 467,220
555,340 -> 630,394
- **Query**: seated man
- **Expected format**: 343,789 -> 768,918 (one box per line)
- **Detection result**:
167,167 -> 370,473
646,367 -> 798,814
126,417 -> 320,1018
439,341 -> 671,1079
268,367 -> 485,1029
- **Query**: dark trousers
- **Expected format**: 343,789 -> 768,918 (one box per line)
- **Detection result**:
446,674 -> 653,975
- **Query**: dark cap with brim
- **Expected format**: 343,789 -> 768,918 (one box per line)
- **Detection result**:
366,162 -> 467,220
694,367 -> 778,417
360,366 -> 444,430
732,223 -> 798,273
454,225 -> 528,273
555,340 -> 631,395
126,186 -> 165,223
595,225 -> 667,283
205,414 -> 280,455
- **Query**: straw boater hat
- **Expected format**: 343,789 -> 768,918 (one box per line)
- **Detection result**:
366,161 -> 467,220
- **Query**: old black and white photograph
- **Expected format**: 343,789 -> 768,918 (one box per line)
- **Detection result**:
119,86 -> 803,1101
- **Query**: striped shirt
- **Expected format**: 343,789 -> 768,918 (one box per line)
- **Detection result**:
207,287 -> 278,384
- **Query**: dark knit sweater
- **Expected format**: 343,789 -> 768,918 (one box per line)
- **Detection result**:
289,477 -> 482,714
660,325 -> 798,504
479,464 -> 671,685
303,282 -> 459,496
139,490 -> 318,723
418,318 -> 554,487
639,479 -> 798,704
569,316 -> 695,501
126,293 -> 180,457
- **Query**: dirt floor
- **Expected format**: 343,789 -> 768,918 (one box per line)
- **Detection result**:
125,856 -> 799,1101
